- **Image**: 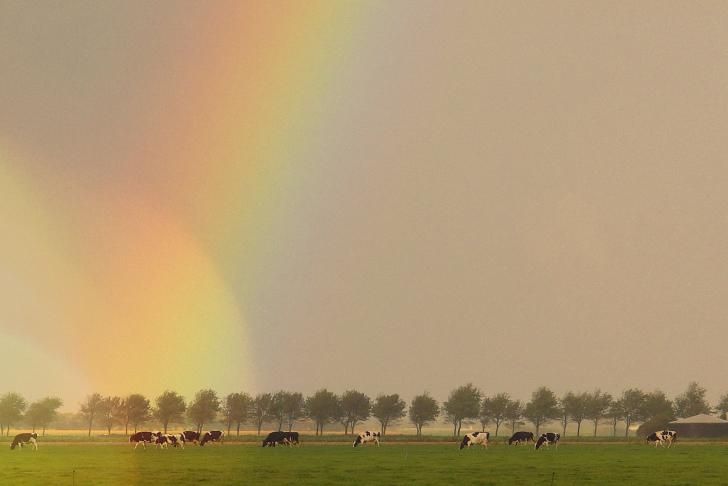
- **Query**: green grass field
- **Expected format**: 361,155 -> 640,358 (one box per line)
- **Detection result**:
3,441 -> 728,485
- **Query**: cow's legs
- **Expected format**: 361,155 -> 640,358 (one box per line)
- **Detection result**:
31,438 -> 38,451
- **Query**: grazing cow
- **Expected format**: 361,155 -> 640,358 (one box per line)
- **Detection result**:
10,433 -> 38,450
353,431 -> 380,447
262,431 -> 288,447
283,431 -> 300,446
535,432 -> 560,450
164,434 -> 185,448
262,431 -> 299,447
508,431 -> 535,445
460,431 -> 490,450
129,431 -> 156,450
155,434 -> 170,449
647,430 -> 678,447
200,430 -> 224,446
182,431 -> 201,444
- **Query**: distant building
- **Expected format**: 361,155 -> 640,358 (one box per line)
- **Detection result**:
668,414 -> 728,437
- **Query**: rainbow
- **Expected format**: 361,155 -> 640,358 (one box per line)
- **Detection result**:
1,2 -> 374,405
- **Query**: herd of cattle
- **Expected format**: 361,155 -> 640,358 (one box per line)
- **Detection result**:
128,430 -> 225,449
7,428 -> 680,450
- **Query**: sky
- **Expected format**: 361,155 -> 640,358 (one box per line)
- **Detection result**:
1,1 -> 728,410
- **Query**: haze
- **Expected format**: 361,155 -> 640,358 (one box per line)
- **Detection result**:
1,1 -> 727,408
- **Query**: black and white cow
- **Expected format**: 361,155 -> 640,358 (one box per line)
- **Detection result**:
262,431 -> 290,447
158,433 -> 185,449
353,431 -> 380,447
10,433 -> 38,450
508,431 -> 535,445
262,431 -> 300,447
647,430 -> 678,447
200,430 -> 224,446
129,431 -> 156,450
535,432 -> 560,450
459,431 -> 490,449
182,431 -> 201,444
283,431 -> 300,446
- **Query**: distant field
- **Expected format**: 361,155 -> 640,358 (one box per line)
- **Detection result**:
3,441 -> 728,485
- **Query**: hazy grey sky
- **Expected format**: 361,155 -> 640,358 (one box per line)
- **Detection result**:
2,1 -> 728,406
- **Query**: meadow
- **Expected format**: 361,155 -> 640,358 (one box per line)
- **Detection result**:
3,439 -> 728,485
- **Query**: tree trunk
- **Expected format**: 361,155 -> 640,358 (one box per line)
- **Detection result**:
495,421 -> 500,436
624,418 -> 630,438
237,423 -> 241,436
125,419 -> 129,435
562,419 -> 567,436
163,420 -> 168,434
227,420 -> 231,436
576,420 -> 581,437
88,417 -> 93,437
43,426 -> 46,436
593,419 -> 598,437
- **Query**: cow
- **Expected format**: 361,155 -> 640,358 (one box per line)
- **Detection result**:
154,434 -> 170,449
200,430 -> 224,446
507,431 -> 535,445
535,432 -> 560,450
129,431 -> 156,450
262,431 -> 288,447
353,431 -> 380,447
262,431 -> 300,447
283,431 -> 300,446
647,430 -> 678,447
182,431 -> 201,444
459,431 -> 490,450
10,433 -> 38,450
161,433 -> 185,449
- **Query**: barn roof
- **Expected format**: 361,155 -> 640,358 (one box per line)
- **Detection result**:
669,414 -> 728,424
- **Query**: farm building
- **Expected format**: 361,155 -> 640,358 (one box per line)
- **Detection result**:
667,414 -> 728,437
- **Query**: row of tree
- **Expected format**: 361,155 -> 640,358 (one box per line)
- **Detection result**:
0,382 -> 722,438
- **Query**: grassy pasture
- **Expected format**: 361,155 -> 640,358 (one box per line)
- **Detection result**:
3,441 -> 728,485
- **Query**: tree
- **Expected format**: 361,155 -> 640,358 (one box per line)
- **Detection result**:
282,392 -> 305,432
154,391 -> 186,434
122,394 -> 151,434
305,389 -> 339,436
409,392 -> 439,437
24,397 -> 62,435
620,389 -> 646,438
221,392 -> 252,436
504,399 -> 524,434
443,384 -> 481,437
339,390 -> 371,435
583,390 -> 612,437
607,399 -> 624,437
371,394 -> 406,436
249,393 -> 273,436
269,391 -> 290,432
558,392 -> 576,437
563,392 -> 589,437
636,390 -> 675,436
524,387 -> 559,436
479,393 -> 511,436
674,382 -> 710,418
0,393 -> 27,436
80,393 -> 104,437
187,389 -> 220,434
716,393 -> 728,419
99,396 -> 123,435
